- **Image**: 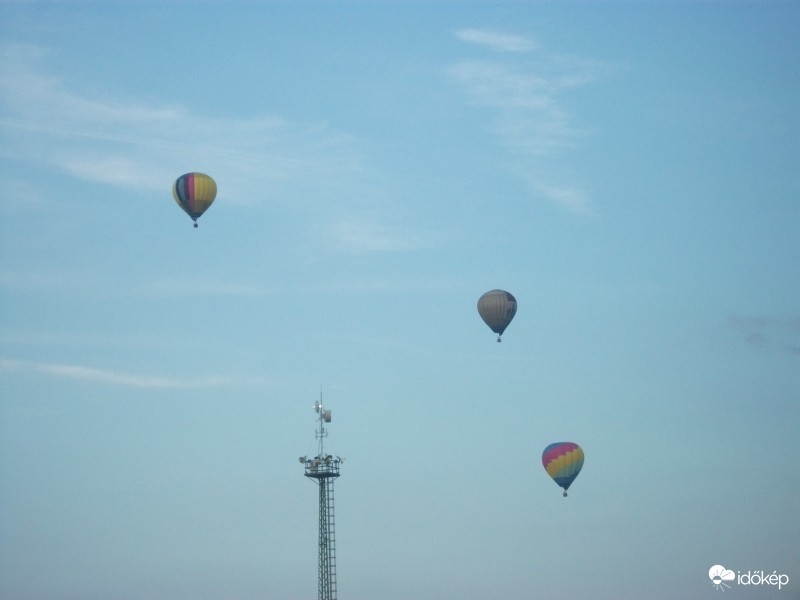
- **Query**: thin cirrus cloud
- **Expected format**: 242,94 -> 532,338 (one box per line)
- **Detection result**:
454,28 -> 538,53
326,216 -> 443,254
142,276 -> 269,298
0,43 -> 360,203
0,268 -> 268,299
0,358 -> 240,389
0,43 -> 438,255
450,28 -> 609,216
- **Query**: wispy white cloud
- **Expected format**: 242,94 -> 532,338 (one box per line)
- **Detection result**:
0,43 -> 444,258
0,270 -> 71,292
0,43 -> 359,204
450,31 -> 611,215
455,28 -> 537,53
142,276 -> 268,298
325,216 -> 442,254
448,62 -> 559,114
525,180 -> 592,217
0,268 -> 269,299
0,357 -> 249,388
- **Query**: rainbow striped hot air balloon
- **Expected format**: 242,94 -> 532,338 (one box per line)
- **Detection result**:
542,442 -> 584,497
172,172 -> 217,228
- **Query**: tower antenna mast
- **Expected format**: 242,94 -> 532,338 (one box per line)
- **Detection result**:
299,393 -> 342,600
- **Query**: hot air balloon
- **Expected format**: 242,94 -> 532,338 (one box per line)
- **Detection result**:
172,172 -> 217,228
477,289 -> 517,342
542,442 -> 584,497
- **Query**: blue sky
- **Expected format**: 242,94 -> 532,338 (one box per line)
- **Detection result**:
1,2 -> 798,599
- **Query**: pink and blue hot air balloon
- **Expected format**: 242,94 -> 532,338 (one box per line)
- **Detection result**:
542,442 -> 584,497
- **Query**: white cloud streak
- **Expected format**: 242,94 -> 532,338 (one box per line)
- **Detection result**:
141,277 -> 268,298
0,43 -> 359,204
0,268 -> 269,299
0,357 -> 245,389
326,216 -> 442,254
450,30 -> 610,215
455,28 -> 537,53
0,43 -> 443,257
526,180 -> 592,217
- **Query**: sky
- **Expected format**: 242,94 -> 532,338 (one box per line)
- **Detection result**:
1,2 -> 799,599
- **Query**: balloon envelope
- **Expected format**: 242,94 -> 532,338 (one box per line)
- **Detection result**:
172,172 -> 217,226
477,289 -> 517,341
542,442 -> 584,496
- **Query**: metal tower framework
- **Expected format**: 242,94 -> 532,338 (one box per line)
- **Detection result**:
299,398 -> 342,600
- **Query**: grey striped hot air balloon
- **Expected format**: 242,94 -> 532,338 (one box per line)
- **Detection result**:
477,289 -> 517,342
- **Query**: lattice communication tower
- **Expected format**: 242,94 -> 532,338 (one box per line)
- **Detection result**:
299,398 -> 342,600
